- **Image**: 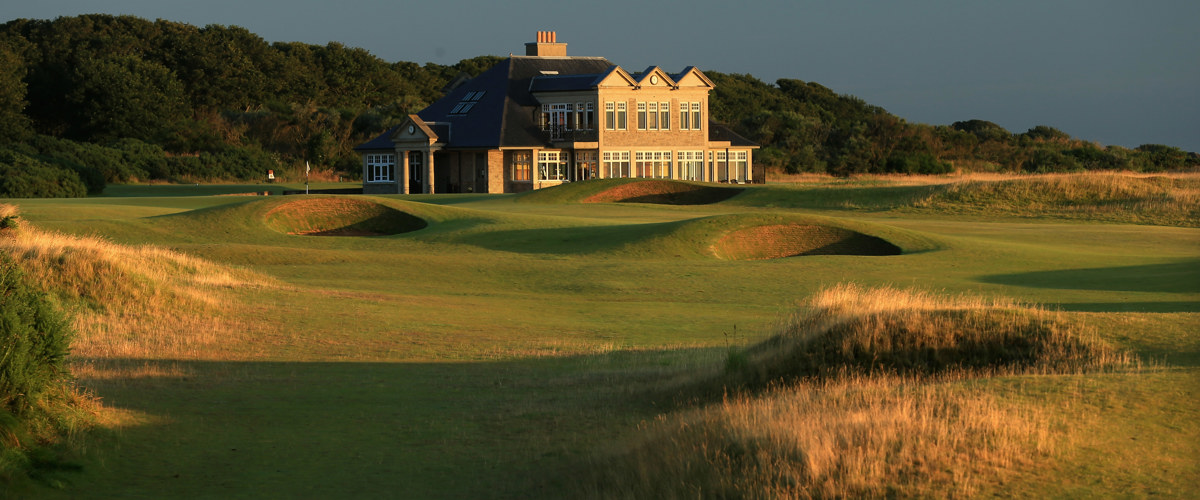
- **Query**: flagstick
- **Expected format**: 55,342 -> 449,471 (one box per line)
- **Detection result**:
306,161 -> 310,195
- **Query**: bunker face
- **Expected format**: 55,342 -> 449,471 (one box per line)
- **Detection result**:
712,224 -> 901,260
584,180 -> 743,205
265,198 -> 426,236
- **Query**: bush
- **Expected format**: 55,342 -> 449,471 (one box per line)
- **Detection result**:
0,253 -> 73,416
884,153 -> 952,174
0,150 -> 88,198
0,253 -> 77,484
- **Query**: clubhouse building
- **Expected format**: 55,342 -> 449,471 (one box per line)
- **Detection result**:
355,32 -> 759,194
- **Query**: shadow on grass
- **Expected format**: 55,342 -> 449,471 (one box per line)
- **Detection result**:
979,260 -> 1200,294
1048,301 -> 1200,313
52,349 -> 722,500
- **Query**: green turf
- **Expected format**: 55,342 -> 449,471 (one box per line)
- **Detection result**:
4,180 -> 1197,498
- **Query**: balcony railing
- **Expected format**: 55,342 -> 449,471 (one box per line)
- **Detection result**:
544,125 -> 598,143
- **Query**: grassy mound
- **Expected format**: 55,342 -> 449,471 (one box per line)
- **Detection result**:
730,284 -> 1132,384
0,205 -> 273,359
711,223 -> 901,260
263,197 -> 427,236
596,213 -> 932,260
582,180 -> 744,205
916,173 -> 1200,226
568,285 -> 1135,498
513,178 -> 743,205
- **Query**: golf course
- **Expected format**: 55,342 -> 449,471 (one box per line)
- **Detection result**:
2,172 -> 1197,498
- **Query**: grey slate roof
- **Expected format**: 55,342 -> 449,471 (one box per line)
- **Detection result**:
419,56 -> 614,149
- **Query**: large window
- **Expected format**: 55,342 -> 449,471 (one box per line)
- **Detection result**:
575,102 -> 595,130
678,151 -> 704,181
511,151 -> 532,181
605,102 -> 627,130
659,102 -> 670,130
712,151 -> 727,182
730,151 -> 749,182
710,151 -> 747,182
542,103 -> 571,130
603,151 -> 630,178
365,154 -> 395,183
636,102 -> 647,130
690,102 -> 702,130
575,151 -> 598,180
538,151 -> 568,181
635,151 -> 671,179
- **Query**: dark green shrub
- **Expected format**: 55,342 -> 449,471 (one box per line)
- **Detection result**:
1022,148 -> 1080,173
0,254 -> 73,415
0,150 -> 88,198
0,254 -> 76,484
885,153 -> 952,174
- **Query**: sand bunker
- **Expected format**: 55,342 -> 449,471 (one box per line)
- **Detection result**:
584,180 -> 743,205
265,198 -> 426,236
712,224 -> 901,260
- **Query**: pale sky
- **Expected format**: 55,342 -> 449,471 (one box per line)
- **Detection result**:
5,0 -> 1199,152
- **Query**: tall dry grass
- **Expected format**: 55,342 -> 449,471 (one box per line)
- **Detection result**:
0,204 -> 276,361
570,284 -> 1135,498
577,375 -> 1053,499
736,283 -> 1135,383
915,171 -> 1200,226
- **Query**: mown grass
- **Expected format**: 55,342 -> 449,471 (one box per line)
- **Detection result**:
1,175 -> 1196,498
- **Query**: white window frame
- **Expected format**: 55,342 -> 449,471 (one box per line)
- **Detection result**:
538,151 -> 568,181
634,151 -> 672,179
602,151 -> 630,178
575,150 -> 598,180
365,153 -> 396,183
678,151 -> 704,181
637,102 -> 648,130
690,102 -> 702,130
659,102 -> 670,130
576,102 -> 595,130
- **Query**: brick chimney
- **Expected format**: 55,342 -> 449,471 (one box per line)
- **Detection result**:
525,31 -> 567,57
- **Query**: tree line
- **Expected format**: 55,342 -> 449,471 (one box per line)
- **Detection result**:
0,14 -> 1195,197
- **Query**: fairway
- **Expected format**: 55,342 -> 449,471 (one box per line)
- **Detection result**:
4,176 -> 1198,498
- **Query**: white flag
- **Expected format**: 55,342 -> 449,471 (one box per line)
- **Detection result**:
306,161 -> 311,174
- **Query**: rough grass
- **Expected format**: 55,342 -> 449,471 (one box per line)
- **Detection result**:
0,205 -> 275,360
913,172 -> 1200,226
568,284 -> 1136,499
729,284 -> 1134,385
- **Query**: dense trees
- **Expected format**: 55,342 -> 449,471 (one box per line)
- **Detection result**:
0,14 -> 1195,197
0,14 -> 458,194
707,73 -> 1198,175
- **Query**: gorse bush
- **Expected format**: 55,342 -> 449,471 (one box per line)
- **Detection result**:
0,251 -> 75,483
0,254 -> 72,414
